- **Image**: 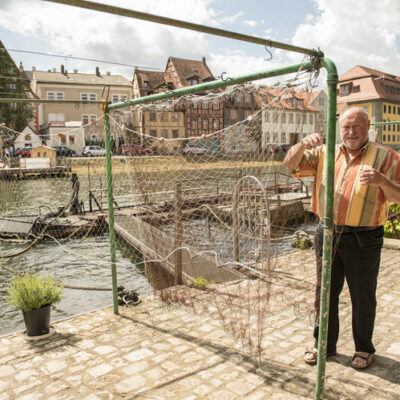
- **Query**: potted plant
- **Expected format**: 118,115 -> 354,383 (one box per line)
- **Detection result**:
6,271 -> 64,337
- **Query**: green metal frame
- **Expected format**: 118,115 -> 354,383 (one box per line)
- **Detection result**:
35,2 -> 338,398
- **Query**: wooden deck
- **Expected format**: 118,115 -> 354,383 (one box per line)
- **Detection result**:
0,166 -> 71,180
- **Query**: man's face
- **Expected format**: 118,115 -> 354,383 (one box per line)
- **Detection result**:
340,110 -> 369,151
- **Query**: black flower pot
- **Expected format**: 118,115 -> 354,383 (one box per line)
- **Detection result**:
22,304 -> 51,336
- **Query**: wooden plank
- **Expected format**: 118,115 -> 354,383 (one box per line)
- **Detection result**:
113,214 -> 244,283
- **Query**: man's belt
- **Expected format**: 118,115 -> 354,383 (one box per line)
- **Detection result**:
334,225 -> 382,233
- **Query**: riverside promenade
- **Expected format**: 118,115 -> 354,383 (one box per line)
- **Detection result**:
1,244 -> 400,400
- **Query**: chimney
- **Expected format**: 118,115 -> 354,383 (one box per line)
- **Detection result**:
73,69 -> 78,73
19,62 -> 24,72
202,57 -> 206,66
95,66 -> 100,76
106,71 -> 111,76
52,68 -> 56,73
61,65 -> 65,74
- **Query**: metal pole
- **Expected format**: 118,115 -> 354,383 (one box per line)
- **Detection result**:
103,101 -> 119,315
233,182 -> 240,263
108,61 -> 316,111
315,58 -> 338,400
0,98 -> 106,104
42,0 -> 321,58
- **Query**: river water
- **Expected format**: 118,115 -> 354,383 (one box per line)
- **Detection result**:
0,164 -> 314,335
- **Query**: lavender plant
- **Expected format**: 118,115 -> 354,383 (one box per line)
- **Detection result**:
6,272 -> 63,312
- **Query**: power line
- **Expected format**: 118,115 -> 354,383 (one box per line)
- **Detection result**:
5,48 -> 164,71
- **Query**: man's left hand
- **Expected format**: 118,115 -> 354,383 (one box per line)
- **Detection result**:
359,167 -> 385,187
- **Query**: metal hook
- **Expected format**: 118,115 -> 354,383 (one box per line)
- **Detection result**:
264,46 -> 273,62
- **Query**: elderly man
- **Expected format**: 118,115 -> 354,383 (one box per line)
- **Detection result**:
284,107 -> 400,369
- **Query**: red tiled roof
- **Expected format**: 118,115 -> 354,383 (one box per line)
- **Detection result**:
167,56 -> 214,87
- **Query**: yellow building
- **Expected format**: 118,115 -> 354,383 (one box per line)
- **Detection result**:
337,65 -> 400,147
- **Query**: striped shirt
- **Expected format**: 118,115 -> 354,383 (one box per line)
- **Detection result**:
292,140 -> 400,226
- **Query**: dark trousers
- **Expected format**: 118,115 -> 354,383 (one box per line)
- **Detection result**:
313,223 -> 384,354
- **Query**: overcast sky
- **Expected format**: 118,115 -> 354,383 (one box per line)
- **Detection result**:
1,0 -> 400,87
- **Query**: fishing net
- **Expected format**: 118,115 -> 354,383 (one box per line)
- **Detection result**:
0,64 -> 321,356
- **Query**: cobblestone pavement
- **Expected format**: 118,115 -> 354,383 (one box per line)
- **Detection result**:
1,246 -> 400,400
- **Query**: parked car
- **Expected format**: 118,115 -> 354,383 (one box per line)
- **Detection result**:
53,146 -> 77,157
121,144 -> 152,156
82,145 -> 106,157
14,147 -> 31,157
182,143 -> 208,155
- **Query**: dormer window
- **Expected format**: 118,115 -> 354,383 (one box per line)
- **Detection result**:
188,77 -> 199,86
340,84 -> 351,97
193,67 -> 198,73
144,81 -> 149,87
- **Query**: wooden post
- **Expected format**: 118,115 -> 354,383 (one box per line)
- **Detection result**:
233,184 -> 240,263
174,182 -> 183,285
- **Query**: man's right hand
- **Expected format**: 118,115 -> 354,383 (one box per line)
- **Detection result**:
302,133 -> 323,149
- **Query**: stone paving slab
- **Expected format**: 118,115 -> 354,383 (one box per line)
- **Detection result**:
1,247 -> 400,399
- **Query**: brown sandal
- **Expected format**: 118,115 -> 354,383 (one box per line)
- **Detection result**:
351,352 -> 374,370
304,348 -> 337,365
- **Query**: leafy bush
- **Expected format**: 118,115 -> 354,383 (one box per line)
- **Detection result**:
7,272 -> 64,312
384,203 -> 400,238
187,276 -> 215,289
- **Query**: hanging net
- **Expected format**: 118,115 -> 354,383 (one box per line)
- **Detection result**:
0,64 -> 321,356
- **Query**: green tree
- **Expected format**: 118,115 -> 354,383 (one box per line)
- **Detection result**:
0,42 -> 34,132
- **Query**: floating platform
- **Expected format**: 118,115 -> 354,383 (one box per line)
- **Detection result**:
0,166 -> 71,180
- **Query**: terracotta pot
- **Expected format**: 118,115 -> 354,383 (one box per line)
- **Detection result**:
22,304 -> 51,336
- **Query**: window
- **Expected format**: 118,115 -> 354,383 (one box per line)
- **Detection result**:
384,104 -> 387,113
296,113 -> 301,123
47,91 -> 64,100
172,130 -> 179,138
9,102 -> 17,110
236,93 -> 242,103
90,134 -> 98,142
398,107 -> 400,115
150,130 -> 157,137
383,134 -> 386,141
161,129 -> 168,138
363,105 -> 369,114
149,112 -> 157,122
383,122 -> 386,131
264,111 -> 270,122
340,84 -> 351,97
49,113 -> 65,122
202,119 -> 208,130
231,109 -> 238,119
281,132 -> 287,143
192,118 -> 197,129
160,112 -> 168,122
398,125 -> 400,132
273,112 -> 279,122
171,113 -> 179,122
389,105 -> 392,114
393,134 -> 396,141
9,83 -> 16,90
319,98 -> 325,105
281,113 -> 286,123
82,115 -> 89,125
244,93 -> 251,104
59,134 -> 67,145
81,93 -> 97,101
319,112 -> 324,121
90,115 -> 97,125
213,119 -> 219,130
353,85 -> 360,93
121,95 -> 127,102
309,114 -> 314,124
112,95 -> 119,103
202,101 -> 208,109
189,78 -> 198,86
144,81 -> 149,87
273,132 -> 278,142
212,100 -> 220,110
289,113 -> 293,123
192,101 -> 198,109
25,134 -> 31,141
69,135 -> 75,145
388,124 -> 391,131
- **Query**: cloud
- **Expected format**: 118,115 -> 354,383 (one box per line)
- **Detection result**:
243,20 -> 258,27
0,0 -> 219,76
292,0 -> 400,76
